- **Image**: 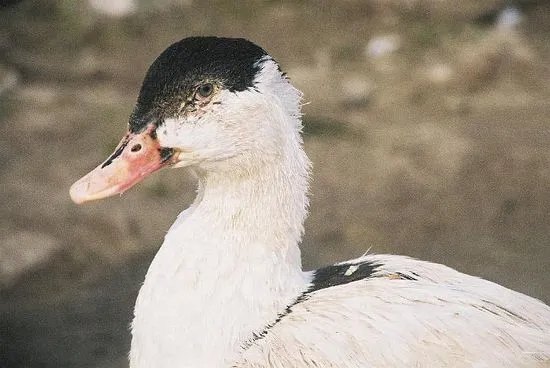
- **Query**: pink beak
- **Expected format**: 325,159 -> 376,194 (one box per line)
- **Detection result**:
70,126 -> 176,204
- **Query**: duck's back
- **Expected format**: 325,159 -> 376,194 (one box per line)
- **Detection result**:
236,254 -> 550,368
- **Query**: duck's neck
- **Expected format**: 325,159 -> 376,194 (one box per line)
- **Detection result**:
130,132 -> 311,367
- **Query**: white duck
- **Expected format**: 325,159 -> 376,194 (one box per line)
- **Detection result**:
70,37 -> 550,368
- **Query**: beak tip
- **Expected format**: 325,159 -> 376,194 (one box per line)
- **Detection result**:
69,129 -> 168,205
69,180 -> 88,204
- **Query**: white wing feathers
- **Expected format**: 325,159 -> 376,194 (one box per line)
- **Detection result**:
236,255 -> 550,368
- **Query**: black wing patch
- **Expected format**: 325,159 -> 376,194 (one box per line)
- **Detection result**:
241,259 -> 393,351
308,261 -> 378,293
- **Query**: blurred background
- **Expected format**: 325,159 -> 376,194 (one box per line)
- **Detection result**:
1,0 -> 549,367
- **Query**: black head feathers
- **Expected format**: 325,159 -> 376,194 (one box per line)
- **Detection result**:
130,37 -> 268,132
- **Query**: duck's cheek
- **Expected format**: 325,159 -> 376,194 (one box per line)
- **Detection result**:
171,150 -> 202,168
158,120 -> 238,164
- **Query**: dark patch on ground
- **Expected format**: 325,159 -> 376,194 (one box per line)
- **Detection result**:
0,251 -> 153,368
303,117 -> 357,139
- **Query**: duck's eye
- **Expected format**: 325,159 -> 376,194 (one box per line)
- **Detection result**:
197,83 -> 214,98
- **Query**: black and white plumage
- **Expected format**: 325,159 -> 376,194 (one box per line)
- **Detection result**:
70,37 -> 550,367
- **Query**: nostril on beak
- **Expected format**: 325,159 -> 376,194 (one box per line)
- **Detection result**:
131,143 -> 142,152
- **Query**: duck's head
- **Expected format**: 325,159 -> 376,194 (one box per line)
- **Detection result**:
70,37 -> 303,204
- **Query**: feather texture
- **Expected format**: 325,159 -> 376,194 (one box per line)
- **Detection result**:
117,37 -> 550,368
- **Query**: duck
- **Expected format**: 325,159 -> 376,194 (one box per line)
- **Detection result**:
70,36 -> 550,368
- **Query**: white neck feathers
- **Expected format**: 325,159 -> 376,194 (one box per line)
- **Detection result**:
130,59 -> 311,367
